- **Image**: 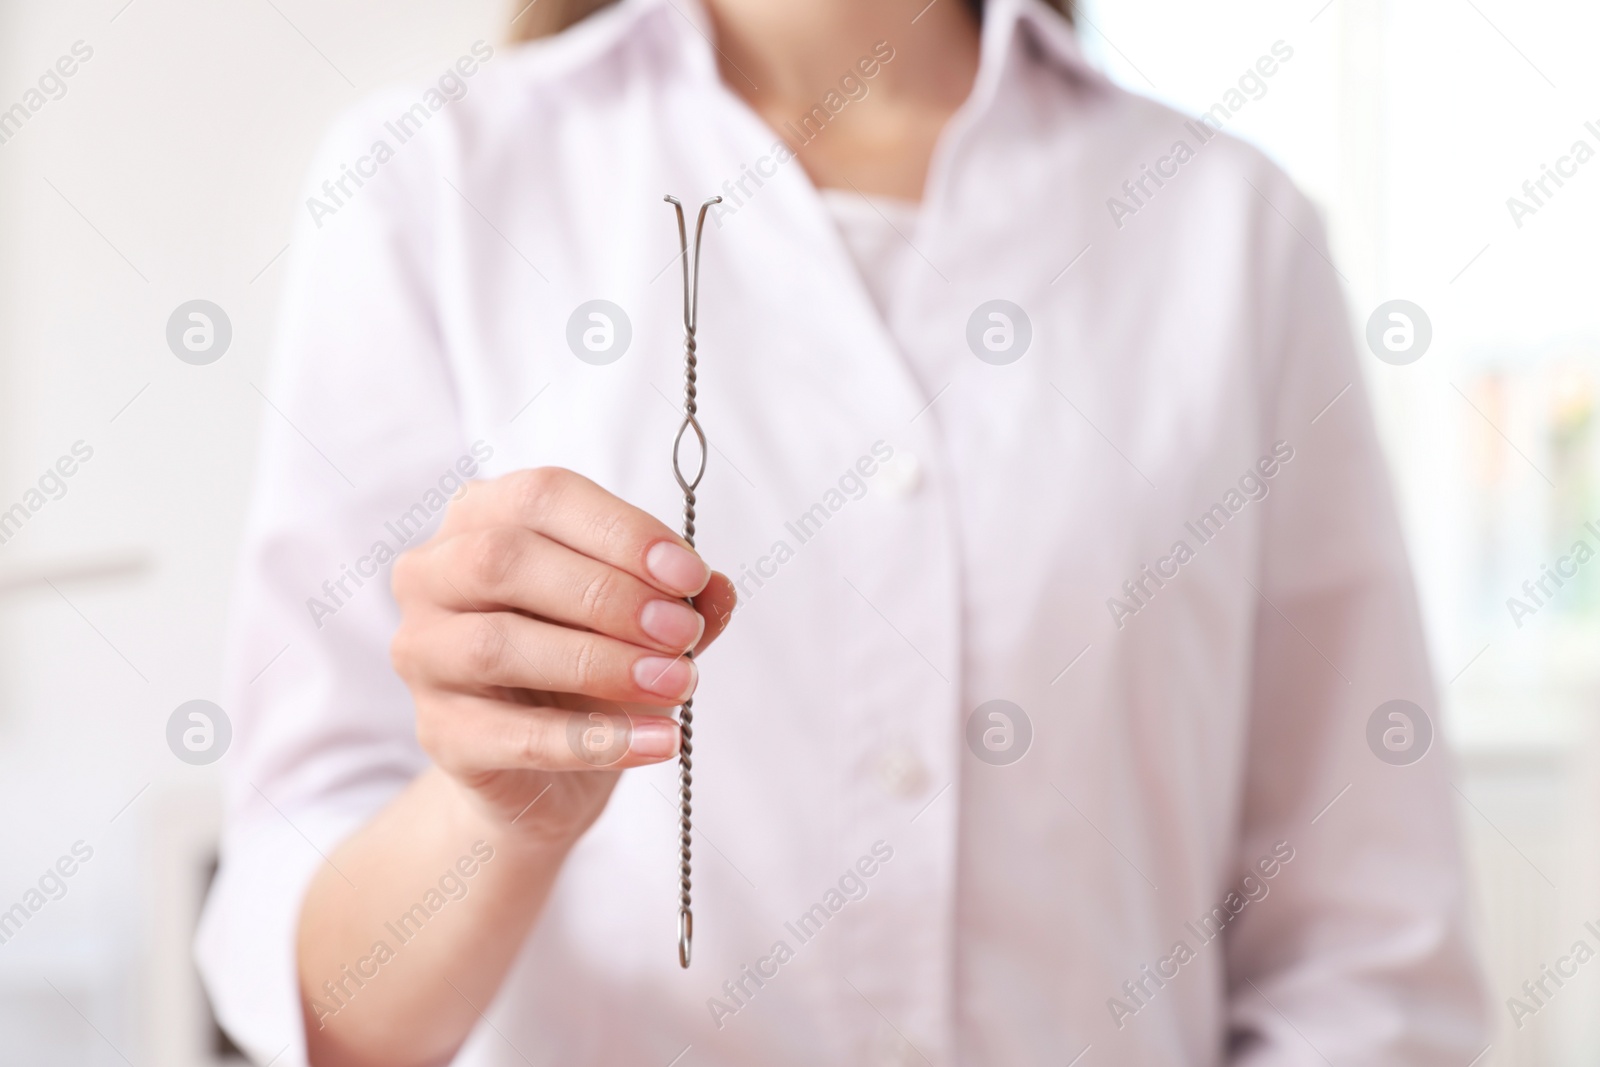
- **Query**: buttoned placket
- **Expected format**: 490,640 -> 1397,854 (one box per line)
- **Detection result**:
647,6 -> 999,1059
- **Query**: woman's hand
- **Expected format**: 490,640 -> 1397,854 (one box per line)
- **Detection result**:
389,466 -> 736,846
299,468 -> 734,1066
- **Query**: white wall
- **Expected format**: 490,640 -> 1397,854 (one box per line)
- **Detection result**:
0,1 -> 499,1061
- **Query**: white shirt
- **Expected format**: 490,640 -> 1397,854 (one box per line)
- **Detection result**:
821,189 -> 921,328
196,0 -> 1489,1063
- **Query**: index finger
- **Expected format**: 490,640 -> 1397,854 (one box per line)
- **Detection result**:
440,467 -> 711,598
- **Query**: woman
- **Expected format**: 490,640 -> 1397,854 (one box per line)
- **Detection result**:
198,0 -> 1489,1063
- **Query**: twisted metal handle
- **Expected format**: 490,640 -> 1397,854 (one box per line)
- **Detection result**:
664,194 -> 719,968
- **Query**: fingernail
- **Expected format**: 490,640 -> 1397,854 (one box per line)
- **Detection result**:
646,542 -> 710,596
633,656 -> 695,700
628,717 -> 680,760
640,599 -> 705,650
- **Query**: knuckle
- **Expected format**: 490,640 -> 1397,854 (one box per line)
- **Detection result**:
585,507 -> 635,563
462,615 -> 508,679
390,620 -> 441,683
567,638 -> 603,694
517,712 -> 557,769
390,548 -> 421,602
467,527 -> 524,594
414,701 -> 471,776
576,566 -> 624,623
514,466 -> 565,521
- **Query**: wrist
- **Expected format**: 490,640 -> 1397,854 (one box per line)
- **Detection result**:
433,769 -> 584,867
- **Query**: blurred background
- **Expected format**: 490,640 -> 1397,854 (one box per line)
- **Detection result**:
0,0 -> 1595,1062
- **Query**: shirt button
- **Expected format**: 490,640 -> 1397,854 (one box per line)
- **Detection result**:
877,748 -> 928,799
874,450 -> 922,498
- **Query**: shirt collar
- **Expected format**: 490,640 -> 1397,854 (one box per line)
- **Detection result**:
946,0 -> 1106,139
981,0 -> 1105,89
537,0 -> 1102,97
504,0 -> 714,86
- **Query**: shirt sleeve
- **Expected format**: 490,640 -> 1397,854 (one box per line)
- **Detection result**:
1223,174 -> 1490,1064
194,96 -> 469,1066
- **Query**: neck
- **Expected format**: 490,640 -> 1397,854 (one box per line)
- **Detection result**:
704,0 -> 982,198
706,0 -> 979,105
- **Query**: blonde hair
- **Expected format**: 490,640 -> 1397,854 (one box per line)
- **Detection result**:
509,0 -> 1073,41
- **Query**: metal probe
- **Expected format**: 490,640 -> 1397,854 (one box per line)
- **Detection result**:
664,193 -> 719,968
